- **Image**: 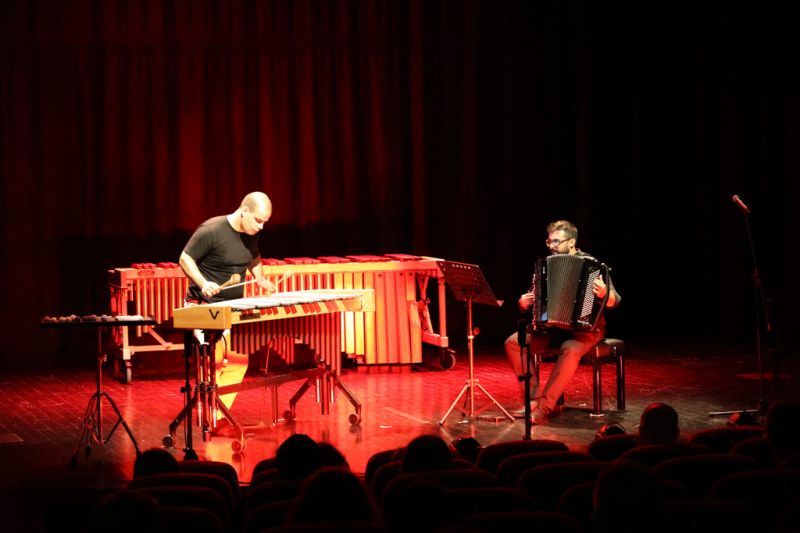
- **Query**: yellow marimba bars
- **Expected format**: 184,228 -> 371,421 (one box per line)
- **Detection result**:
108,255 -> 450,382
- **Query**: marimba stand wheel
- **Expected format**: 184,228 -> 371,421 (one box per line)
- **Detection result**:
162,434 -> 175,448
283,409 -> 296,422
440,348 -> 457,370
122,363 -> 132,385
348,413 -> 360,425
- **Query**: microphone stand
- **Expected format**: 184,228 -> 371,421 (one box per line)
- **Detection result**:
517,319 -> 534,440
709,200 -> 773,421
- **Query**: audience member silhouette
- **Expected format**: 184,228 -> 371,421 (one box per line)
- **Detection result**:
276,433 -> 323,480
452,436 -> 482,464
88,489 -> 166,533
764,399 -> 800,461
318,441 -> 350,470
638,402 -> 680,445
401,434 -> 454,474
286,467 -> 378,526
595,423 -> 626,439
123,414 -> 765,533
592,461 -> 667,533
132,447 -> 181,479
382,477 -> 456,533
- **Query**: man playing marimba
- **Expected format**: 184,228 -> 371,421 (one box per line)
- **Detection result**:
180,191 -> 275,302
179,191 -> 276,412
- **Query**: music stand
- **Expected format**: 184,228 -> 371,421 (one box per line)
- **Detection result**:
42,318 -> 150,467
437,261 -> 514,425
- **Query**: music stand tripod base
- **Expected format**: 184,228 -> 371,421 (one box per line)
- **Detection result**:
436,262 -> 515,425
75,325 -> 143,466
41,319 -> 148,467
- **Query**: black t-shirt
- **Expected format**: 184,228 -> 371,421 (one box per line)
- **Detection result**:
183,215 -> 260,302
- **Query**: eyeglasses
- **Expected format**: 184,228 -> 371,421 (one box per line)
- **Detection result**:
545,237 -> 573,247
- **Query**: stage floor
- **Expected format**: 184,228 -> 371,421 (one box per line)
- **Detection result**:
1,339 -> 796,498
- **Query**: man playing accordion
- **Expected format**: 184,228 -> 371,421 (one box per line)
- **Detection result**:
504,220 -> 621,425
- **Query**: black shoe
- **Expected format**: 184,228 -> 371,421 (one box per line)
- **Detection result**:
530,404 -> 554,425
510,401 -> 539,418
509,406 -> 527,418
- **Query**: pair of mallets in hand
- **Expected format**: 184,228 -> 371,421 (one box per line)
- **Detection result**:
219,273 -> 288,293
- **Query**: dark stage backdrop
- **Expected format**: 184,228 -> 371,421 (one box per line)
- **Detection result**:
1,1 -> 798,370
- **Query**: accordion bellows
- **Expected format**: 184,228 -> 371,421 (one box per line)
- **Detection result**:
532,254 -> 609,332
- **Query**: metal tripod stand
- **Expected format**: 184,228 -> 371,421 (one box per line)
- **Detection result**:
41,318 -> 153,467
437,261 -> 514,425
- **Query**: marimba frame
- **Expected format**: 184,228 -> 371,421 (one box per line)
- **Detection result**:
163,330 -> 246,454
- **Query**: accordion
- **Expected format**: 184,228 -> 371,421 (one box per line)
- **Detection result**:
531,254 -> 610,332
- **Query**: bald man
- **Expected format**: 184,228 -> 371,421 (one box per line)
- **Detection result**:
179,192 -> 275,414
180,191 -> 274,302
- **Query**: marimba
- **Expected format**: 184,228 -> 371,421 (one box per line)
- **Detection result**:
249,255 -> 449,364
173,290 -> 374,375
109,255 -> 450,382
108,263 -> 188,382
167,289 -> 374,452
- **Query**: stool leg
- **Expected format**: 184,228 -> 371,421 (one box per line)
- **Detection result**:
615,347 -> 626,410
593,351 -> 602,415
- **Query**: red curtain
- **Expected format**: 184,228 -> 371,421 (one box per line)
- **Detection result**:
1,0 -> 428,234
2,1 -> 799,368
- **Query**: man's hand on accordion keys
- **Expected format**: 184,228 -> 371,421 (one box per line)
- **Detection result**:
519,292 -> 535,311
593,275 -> 607,299
593,275 -> 618,307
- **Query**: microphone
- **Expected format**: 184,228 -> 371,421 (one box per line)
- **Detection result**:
732,194 -> 751,215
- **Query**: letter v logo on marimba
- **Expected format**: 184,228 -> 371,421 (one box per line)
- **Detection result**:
209,310 -> 220,320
